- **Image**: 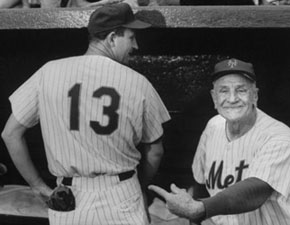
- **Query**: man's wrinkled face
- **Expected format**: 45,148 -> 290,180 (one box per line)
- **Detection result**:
211,74 -> 258,123
111,28 -> 138,65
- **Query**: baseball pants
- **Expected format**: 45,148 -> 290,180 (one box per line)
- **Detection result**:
48,172 -> 149,225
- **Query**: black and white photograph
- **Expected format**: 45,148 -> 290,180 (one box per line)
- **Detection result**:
0,1 -> 290,225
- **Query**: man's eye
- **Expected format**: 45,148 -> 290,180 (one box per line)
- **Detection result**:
219,89 -> 228,93
238,89 -> 247,93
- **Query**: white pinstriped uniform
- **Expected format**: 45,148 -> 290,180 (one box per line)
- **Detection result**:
9,55 -> 170,225
192,108 -> 290,225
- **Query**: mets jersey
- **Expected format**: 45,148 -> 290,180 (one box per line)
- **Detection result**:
192,108 -> 290,225
9,55 -> 171,178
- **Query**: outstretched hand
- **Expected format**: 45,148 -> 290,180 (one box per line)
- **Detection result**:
148,183 -> 205,221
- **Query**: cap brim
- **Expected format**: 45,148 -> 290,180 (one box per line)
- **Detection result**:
212,70 -> 255,82
123,19 -> 151,29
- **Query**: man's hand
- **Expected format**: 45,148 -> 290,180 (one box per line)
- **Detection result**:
31,182 -> 53,204
148,183 -> 205,221
46,185 -> 76,211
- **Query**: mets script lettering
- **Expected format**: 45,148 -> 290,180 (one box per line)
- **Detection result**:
206,160 -> 249,189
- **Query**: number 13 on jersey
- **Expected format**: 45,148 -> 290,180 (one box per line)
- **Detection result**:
68,83 -> 120,135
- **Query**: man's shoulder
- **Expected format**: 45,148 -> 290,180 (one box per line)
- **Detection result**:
207,114 -> 225,126
113,62 -> 152,86
204,114 -> 225,132
43,56 -> 80,68
257,109 -> 290,138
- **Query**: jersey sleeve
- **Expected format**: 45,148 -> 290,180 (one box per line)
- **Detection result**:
9,69 -> 42,128
248,137 -> 290,198
192,129 -> 207,185
141,82 -> 171,143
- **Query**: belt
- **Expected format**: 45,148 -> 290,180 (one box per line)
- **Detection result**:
62,170 -> 135,186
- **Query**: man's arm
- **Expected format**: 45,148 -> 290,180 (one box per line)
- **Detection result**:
1,114 -> 52,201
201,177 -> 273,218
149,177 -> 273,221
138,138 -> 164,189
137,138 -> 164,222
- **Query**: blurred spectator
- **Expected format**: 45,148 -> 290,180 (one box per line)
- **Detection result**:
0,0 -> 30,8
0,0 -> 148,8
65,0 -> 149,7
149,0 -> 255,5
2,0 -> 290,8
259,0 -> 290,4
40,0 -> 60,7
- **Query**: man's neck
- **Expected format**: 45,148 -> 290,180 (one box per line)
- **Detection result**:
85,41 -> 113,59
226,108 -> 257,142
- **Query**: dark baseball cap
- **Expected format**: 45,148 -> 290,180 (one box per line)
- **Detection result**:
88,3 -> 151,36
211,58 -> 256,82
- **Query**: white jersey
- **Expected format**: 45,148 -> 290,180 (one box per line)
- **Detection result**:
193,108 -> 290,225
9,55 -> 170,178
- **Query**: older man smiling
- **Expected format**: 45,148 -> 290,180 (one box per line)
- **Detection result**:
149,58 -> 290,225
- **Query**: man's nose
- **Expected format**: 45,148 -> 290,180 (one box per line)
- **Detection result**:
133,39 -> 138,50
228,91 -> 238,102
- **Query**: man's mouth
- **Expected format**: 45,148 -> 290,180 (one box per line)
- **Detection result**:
223,106 -> 243,110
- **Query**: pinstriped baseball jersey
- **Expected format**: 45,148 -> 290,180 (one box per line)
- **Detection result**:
9,55 -> 170,178
192,108 -> 290,225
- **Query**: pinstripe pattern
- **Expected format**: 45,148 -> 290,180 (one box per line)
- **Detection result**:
192,109 -> 290,225
9,55 -> 170,225
49,174 -> 148,225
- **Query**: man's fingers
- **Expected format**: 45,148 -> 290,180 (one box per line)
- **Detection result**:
148,185 -> 170,199
170,183 -> 186,194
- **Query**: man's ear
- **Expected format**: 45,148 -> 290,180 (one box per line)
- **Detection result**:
253,87 -> 259,106
210,89 -> 217,109
106,31 -> 117,47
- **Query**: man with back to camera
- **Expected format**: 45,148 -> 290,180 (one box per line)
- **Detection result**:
149,58 -> 290,225
1,3 -> 171,225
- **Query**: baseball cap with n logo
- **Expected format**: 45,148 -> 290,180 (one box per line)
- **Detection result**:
211,58 -> 256,82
